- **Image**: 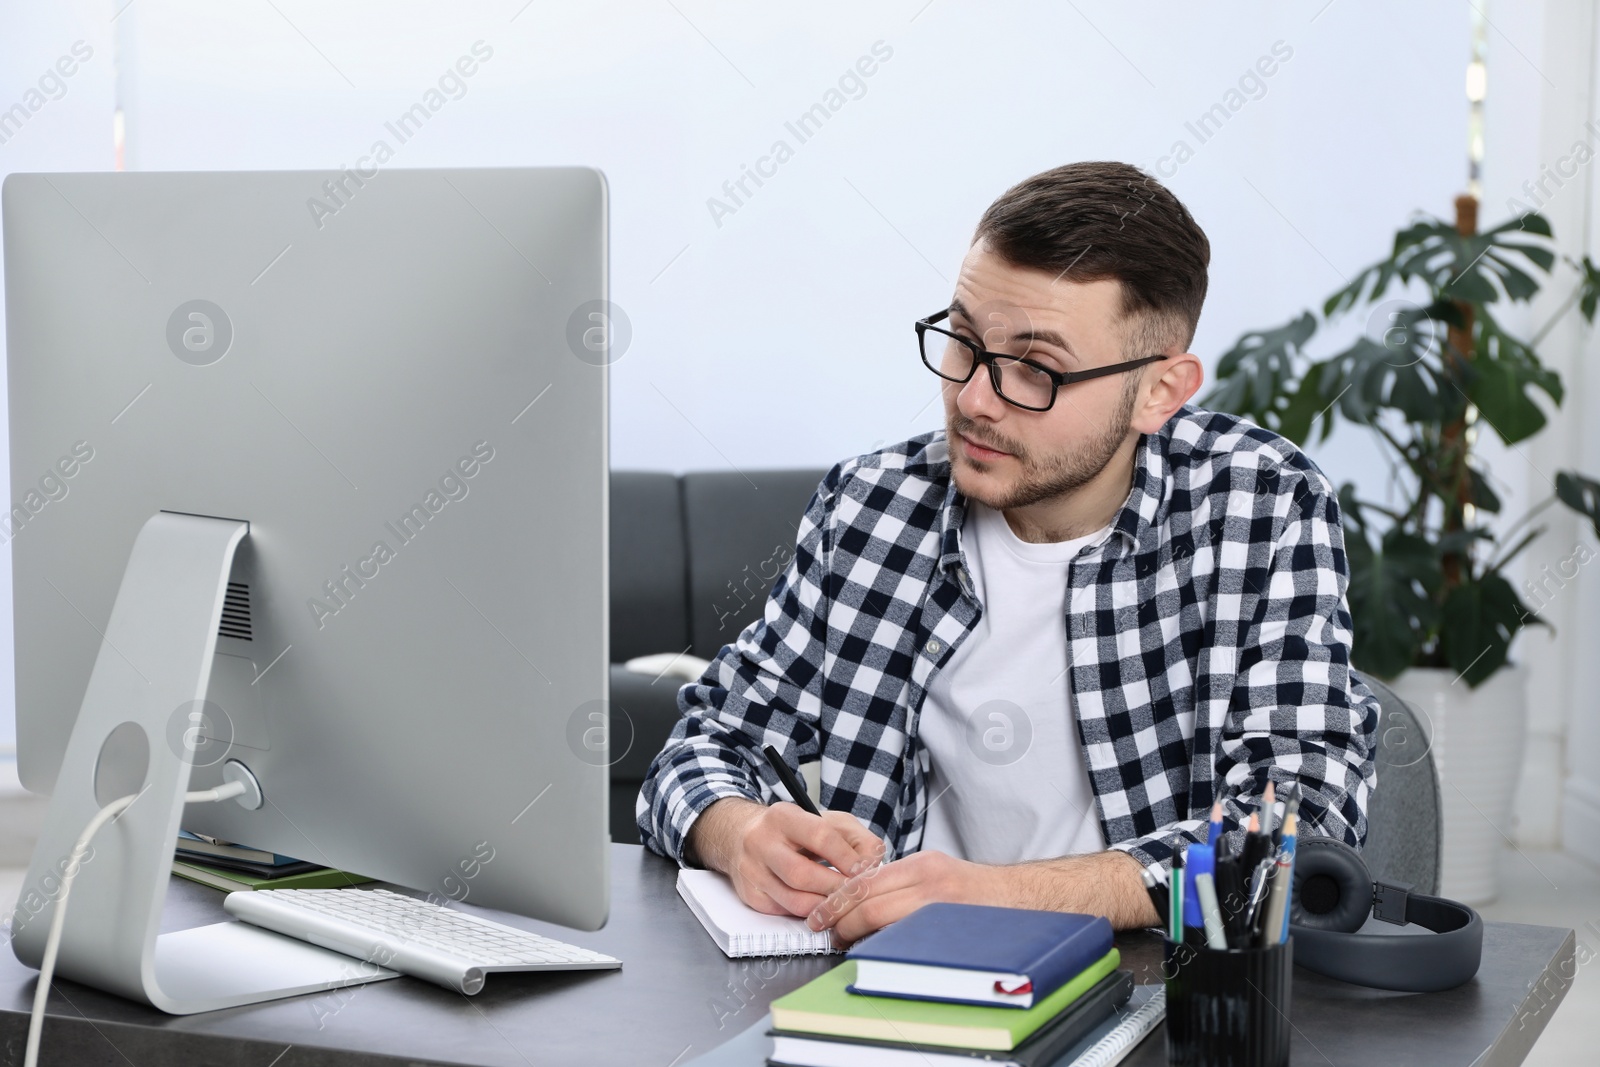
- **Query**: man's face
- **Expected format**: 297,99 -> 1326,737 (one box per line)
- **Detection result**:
939,240 -> 1144,511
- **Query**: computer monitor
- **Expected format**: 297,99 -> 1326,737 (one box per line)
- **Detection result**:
3,168 -> 612,1011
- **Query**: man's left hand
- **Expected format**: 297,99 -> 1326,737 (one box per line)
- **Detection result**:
805,849 -> 997,946
804,847 -> 1160,945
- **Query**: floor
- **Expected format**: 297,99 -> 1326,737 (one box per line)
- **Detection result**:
0,843 -> 1594,1061
1476,847 -> 1600,1063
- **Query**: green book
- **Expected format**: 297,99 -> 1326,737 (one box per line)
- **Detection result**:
172,860 -> 374,893
770,949 -> 1120,1051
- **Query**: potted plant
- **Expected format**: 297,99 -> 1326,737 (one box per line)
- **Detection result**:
1203,196 -> 1600,902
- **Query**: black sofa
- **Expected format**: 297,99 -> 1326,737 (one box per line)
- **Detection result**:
608,468 -> 826,844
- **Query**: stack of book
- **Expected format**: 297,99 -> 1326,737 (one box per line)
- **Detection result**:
766,903 -> 1156,1067
172,831 -> 373,893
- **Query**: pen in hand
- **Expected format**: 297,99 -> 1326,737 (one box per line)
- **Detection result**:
762,743 -> 887,935
762,744 -> 822,816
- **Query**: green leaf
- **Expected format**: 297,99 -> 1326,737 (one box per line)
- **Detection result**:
1328,211 -> 1558,310
1338,483 -> 1368,538
1388,359 -> 1445,424
1556,471 -> 1600,538
1316,333 -> 1445,428
1466,309 -> 1563,445
1440,223 -> 1553,304
1424,297 -> 1468,330
1441,261 -> 1500,305
1467,358 -> 1548,442
1576,256 -> 1600,322
1325,264 -> 1384,318
1484,212 -> 1553,239
1466,467 -> 1501,513
1277,361 -> 1328,444
1439,572 -> 1536,687
1386,528 -> 1443,596
1438,526 -> 1495,556
1346,527 -> 1437,679
1203,311 -> 1318,433
1482,251 -> 1542,302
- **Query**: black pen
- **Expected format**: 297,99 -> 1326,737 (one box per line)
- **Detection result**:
762,745 -> 822,816
1241,810 -> 1267,874
1141,869 -> 1170,927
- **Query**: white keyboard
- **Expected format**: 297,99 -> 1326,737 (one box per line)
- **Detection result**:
223,888 -> 620,995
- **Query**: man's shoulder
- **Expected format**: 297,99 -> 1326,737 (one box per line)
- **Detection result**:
1159,405 -> 1335,502
821,430 -> 954,518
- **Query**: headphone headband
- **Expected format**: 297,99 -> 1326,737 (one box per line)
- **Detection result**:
1289,837 -> 1482,993
1292,884 -> 1482,992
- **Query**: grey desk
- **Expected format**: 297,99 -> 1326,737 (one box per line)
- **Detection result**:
0,844 -> 1576,1066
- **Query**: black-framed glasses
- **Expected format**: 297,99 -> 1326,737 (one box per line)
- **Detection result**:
915,307 -> 1168,412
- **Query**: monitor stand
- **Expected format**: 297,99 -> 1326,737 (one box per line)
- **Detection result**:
9,512 -> 397,1014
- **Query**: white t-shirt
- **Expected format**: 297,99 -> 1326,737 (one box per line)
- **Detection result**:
918,499 -> 1111,865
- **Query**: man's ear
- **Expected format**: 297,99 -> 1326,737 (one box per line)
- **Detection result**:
1131,352 -> 1204,434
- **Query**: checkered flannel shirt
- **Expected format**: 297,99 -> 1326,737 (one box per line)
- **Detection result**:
637,405 -> 1380,877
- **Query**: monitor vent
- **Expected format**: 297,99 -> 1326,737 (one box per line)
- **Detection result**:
219,582 -> 253,641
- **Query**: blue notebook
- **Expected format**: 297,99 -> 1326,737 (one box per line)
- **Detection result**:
845,903 -> 1114,1009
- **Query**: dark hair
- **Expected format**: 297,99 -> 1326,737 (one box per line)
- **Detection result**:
972,161 -> 1210,359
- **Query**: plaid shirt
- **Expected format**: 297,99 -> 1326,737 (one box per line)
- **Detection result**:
637,405 -> 1379,877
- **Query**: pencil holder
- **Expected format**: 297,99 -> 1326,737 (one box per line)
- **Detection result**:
1162,934 -> 1292,1067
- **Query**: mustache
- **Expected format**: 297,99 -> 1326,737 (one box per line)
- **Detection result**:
950,418 -> 1021,456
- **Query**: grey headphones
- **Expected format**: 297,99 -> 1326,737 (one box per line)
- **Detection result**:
1289,836 -> 1482,992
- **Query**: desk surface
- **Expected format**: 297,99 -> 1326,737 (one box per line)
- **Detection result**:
0,844 -> 1576,1067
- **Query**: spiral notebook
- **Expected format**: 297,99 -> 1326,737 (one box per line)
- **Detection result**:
1054,984 -> 1164,1067
676,869 -> 839,958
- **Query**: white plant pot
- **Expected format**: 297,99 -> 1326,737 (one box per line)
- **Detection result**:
1387,664 -> 1528,905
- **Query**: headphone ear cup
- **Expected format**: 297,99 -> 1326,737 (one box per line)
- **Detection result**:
1290,837 -> 1371,933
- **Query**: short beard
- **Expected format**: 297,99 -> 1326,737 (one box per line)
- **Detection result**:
948,377 -> 1139,511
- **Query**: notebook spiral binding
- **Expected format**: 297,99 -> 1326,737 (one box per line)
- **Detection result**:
731,930 -> 835,956
1074,986 -> 1165,1067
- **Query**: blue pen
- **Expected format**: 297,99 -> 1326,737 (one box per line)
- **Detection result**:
1184,838 -> 1213,931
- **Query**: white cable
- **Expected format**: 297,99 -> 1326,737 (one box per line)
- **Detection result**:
26,778 -> 247,1067
185,781 -> 247,805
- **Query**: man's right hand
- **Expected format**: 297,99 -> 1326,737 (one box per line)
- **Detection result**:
687,797 -> 886,918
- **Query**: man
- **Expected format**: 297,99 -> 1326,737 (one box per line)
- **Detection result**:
638,161 -> 1379,944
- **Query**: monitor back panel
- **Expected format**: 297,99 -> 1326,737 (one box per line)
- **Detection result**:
4,168 -> 611,929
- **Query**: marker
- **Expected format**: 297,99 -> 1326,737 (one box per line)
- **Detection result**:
1195,873 -> 1227,950
1214,858 -> 1246,948
1184,838 -> 1214,931
1208,799 -> 1245,945
1170,848 -> 1186,943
